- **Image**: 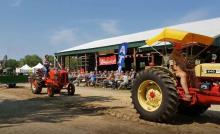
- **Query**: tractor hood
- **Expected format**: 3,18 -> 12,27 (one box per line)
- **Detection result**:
146,28 -> 214,48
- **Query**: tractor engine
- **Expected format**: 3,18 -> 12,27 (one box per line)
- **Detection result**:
195,63 -> 220,92
46,69 -> 69,88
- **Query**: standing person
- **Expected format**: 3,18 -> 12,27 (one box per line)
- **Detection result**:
88,71 -> 96,86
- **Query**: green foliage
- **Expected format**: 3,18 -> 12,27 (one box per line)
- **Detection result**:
66,56 -> 79,70
4,55 -> 55,69
5,59 -> 19,70
48,55 -> 54,65
71,57 -> 80,70
19,55 -> 42,67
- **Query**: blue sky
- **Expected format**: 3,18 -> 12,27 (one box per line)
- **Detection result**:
0,0 -> 220,60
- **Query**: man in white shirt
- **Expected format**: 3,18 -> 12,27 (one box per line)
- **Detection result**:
118,72 -> 129,90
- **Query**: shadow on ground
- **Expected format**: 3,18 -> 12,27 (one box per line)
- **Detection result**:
0,94 -> 122,126
167,109 -> 220,125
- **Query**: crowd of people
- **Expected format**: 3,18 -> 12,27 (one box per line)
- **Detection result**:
68,69 -> 136,90
42,55 -> 136,90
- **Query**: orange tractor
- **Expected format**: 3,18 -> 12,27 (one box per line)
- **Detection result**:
131,28 -> 220,122
30,68 -> 75,97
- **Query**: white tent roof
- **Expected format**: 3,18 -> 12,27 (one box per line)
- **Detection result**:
139,41 -> 171,48
20,64 -> 32,70
59,17 -> 220,53
32,63 -> 44,69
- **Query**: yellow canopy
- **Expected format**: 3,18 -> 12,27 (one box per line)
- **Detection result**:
146,28 -> 214,47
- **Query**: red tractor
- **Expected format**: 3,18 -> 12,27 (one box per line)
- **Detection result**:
30,68 -> 75,97
131,28 -> 220,122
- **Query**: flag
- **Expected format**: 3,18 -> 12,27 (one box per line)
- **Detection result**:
118,43 -> 128,72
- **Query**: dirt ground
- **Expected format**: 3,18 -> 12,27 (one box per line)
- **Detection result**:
0,83 -> 220,134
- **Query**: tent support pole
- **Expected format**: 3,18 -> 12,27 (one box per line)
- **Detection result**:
133,48 -> 137,71
85,53 -> 87,72
68,56 -> 70,69
60,56 -> 63,68
54,56 -> 56,69
95,52 -> 98,73
76,55 -> 78,72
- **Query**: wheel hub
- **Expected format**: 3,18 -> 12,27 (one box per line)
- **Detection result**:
149,90 -> 156,98
138,80 -> 162,112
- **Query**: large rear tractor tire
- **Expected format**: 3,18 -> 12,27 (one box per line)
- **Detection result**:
31,73 -> 43,94
67,83 -> 75,96
131,68 -> 179,122
178,104 -> 210,116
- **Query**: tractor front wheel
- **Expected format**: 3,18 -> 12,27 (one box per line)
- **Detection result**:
67,83 -> 75,96
131,68 -> 179,122
47,86 -> 54,97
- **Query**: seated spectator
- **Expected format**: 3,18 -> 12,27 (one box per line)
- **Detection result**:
114,70 -> 121,81
72,72 -> 78,80
102,70 -> 108,77
96,71 -> 102,77
118,72 -> 129,90
67,71 -> 74,82
103,72 -> 115,88
73,72 -> 84,86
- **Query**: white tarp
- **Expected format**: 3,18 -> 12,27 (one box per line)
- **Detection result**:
139,41 -> 171,49
20,64 -> 32,73
32,63 -> 43,69
32,63 -> 44,73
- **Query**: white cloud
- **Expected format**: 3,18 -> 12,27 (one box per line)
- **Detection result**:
11,0 -> 23,7
178,8 -> 210,23
163,8 -> 211,26
49,20 -> 123,48
100,20 -> 121,35
50,28 -> 79,46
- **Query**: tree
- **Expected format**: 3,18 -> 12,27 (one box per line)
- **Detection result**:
71,57 -> 79,70
20,55 -> 42,67
48,55 -> 54,65
65,56 -> 79,71
5,59 -> 19,70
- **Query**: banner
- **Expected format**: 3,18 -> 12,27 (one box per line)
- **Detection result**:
99,55 -> 116,65
118,43 -> 128,72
